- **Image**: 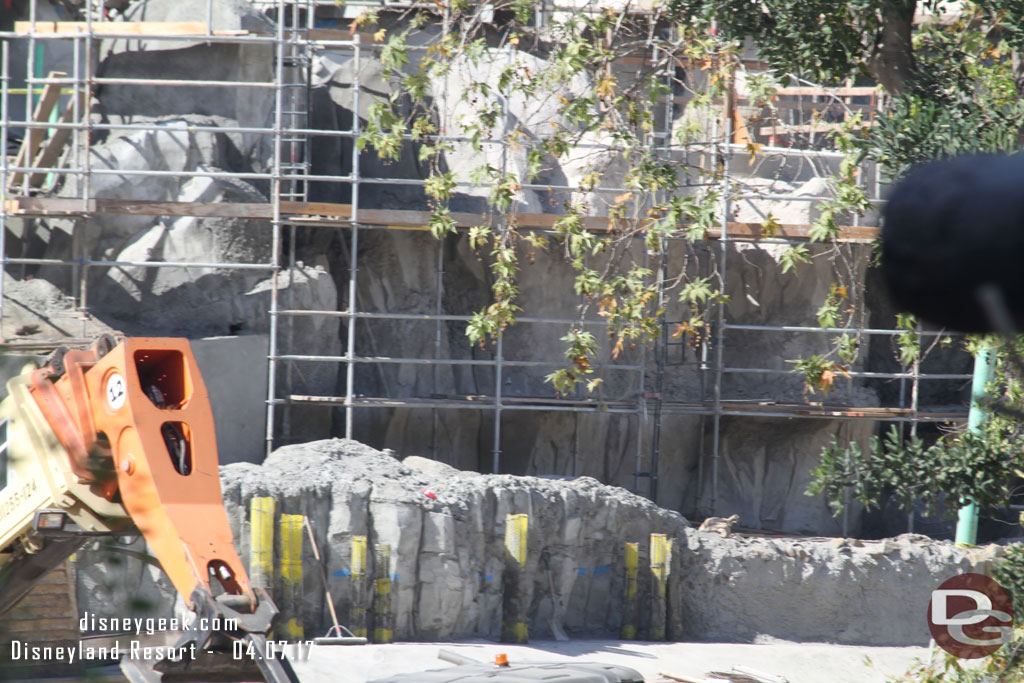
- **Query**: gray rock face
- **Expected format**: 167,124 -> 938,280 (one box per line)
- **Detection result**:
680,533 -> 1001,646
76,439 -> 989,647
345,225 -> 877,532
22,117 -> 337,342
6,0 -> 965,542
220,438 -> 691,641
97,0 -> 275,167
218,440 -> 988,645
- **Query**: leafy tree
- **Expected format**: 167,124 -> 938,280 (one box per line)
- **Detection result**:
791,4 -> 1024,527
357,0 -> 1024,398
808,334 -> 1024,512
354,4 -> 1024,671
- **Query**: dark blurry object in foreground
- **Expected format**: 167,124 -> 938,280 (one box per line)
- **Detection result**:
882,154 -> 1024,333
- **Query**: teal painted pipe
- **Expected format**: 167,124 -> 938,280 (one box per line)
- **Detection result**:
955,345 -> 997,545
33,43 -> 44,111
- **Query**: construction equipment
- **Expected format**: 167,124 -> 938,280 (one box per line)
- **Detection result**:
0,335 -> 298,683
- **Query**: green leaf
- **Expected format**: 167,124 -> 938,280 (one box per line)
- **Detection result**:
779,244 -> 811,274
428,207 -> 456,239
424,172 -> 457,202
381,34 -> 409,73
679,277 -> 714,305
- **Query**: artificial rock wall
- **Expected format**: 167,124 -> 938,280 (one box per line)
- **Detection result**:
6,0 -> 973,536
75,439 -> 1001,646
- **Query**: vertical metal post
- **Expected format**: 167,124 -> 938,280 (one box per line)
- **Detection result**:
70,34 -> 82,307
266,0 -> 287,456
649,240 -> 667,503
81,3 -> 94,326
280,0 -> 303,445
634,400 -> 645,493
709,115 -> 730,516
490,43 -> 513,475
26,3 -> 38,186
572,411 -> 580,477
282,229 -> 296,444
71,33 -> 80,174
908,325 -> 920,533
431,238 -> 444,460
344,34 -> 361,440
492,333 -> 503,474
0,41 -> 9,335
647,37 -> 676,503
956,345 -> 996,545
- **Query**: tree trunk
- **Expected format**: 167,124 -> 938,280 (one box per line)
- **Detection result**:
869,0 -> 917,95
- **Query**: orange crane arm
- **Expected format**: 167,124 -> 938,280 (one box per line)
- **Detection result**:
3,336 -> 298,683
28,337 -> 255,609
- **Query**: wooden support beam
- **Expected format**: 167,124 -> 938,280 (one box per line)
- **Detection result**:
718,222 -> 879,243
773,86 -> 878,97
3,197 -> 273,218
757,120 -> 876,137
768,101 -> 878,112
8,72 -> 65,192
2,197 -> 881,242
27,91 -> 86,189
14,21 -> 209,36
307,28 -> 361,42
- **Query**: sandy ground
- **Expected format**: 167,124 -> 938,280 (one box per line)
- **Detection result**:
289,638 -> 933,683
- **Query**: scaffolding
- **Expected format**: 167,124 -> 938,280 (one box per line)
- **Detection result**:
0,1 -> 974,531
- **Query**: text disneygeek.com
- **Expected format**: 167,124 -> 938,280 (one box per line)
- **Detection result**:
8,612 -> 315,664
79,612 -> 239,635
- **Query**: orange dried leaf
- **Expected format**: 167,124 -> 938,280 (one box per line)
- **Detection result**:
596,74 -> 617,98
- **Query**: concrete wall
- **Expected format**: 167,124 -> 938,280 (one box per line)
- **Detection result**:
190,334 -> 269,466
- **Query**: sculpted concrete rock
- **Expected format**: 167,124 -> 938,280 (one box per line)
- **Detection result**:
0,273 -> 115,340
341,223 -> 875,532
219,438 -> 691,642
680,531 -> 997,645
213,439 -> 974,645
25,118 -> 340,347
96,0 -> 275,168
74,438 -> 984,647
